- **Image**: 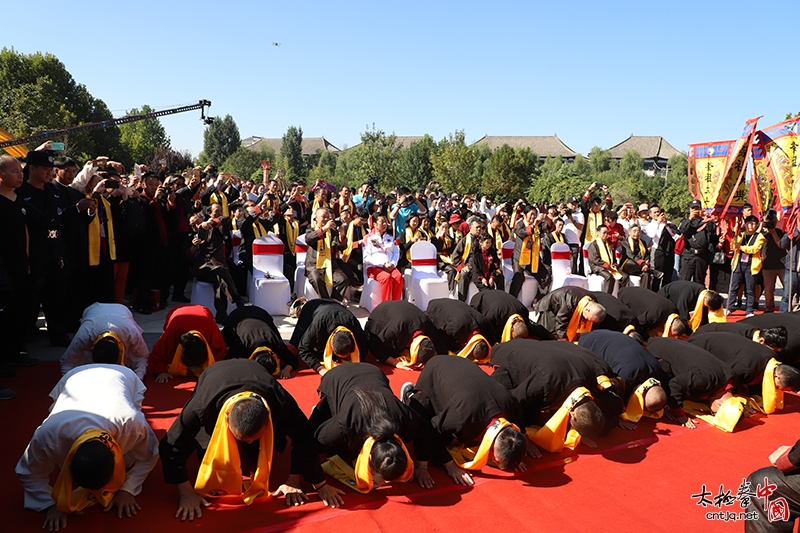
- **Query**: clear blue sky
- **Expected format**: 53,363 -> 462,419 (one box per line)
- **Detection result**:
5,0 -> 799,159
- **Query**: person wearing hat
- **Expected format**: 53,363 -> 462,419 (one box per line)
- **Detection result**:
18,150 -> 72,348
728,215 -> 766,317
678,199 -> 716,284
636,203 -> 651,227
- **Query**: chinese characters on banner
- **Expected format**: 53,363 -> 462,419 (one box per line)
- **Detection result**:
690,478 -> 789,523
754,118 -> 800,229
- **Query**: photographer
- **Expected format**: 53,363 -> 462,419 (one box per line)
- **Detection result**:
678,200 -> 716,284
305,207 -> 350,302
389,187 -> 427,236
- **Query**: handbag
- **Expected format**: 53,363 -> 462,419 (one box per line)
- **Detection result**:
712,250 -> 726,265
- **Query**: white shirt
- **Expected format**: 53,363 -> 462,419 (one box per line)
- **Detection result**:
362,231 -> 399,268
60,303 -> 149,379
15,365 -> 159,512
562,214 -> 581,244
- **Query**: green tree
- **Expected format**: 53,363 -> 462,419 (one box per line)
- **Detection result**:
0,47 -> 120,160
280,125 -> 306,180
397,134 -> 437,191
588,146 -> 611,174
658,153 -> 692,219
117,104 -> 170,168
308,149 -> 338,184
431,130 -> 477,193
143,148 -> 194,174
202,114 -> 240,167
357,124 -> 401,185
222,145 -> 275,181
482,145 -> 538,202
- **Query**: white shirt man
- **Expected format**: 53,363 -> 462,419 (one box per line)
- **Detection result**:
16,365 -> 159,518
60,303 -> 150,379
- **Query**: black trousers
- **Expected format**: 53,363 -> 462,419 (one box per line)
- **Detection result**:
27,259 -> 68,340
745,466 -> 800,532
680,254 -> 709,284
306,264 -> 349,301
0,272 -> 28,365
196,264 -> 243,323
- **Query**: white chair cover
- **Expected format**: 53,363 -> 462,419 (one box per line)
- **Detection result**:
250,235 -> 291,315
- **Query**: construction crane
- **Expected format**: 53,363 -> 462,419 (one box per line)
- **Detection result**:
0,99 -> 212,157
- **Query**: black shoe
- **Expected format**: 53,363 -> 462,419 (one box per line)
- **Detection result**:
136,307 -> 152,315
172,295 -> 191,303
400,382 -> 416,406
12,353 -> 38,367
0,365 -> 15,377
49,334 -> 70,347
0,388 -> 16,400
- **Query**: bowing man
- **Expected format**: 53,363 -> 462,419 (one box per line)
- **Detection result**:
742,313 -> 800,363
425,298 -> 494,363
692,322 -> 788,352
534,286 -> 606,342
60,302 -> 150,380
658,280 -> 726,332
364,300 -> 438,370
470,289 -> 543,343
617,286 -> 688,338
310,364 -> 432,491
159,359 -> 344,521
16,365 -> 159,531
149,305 -> 227,383
221,305 -> 299,379
402,355 -> 527,486
288,299 -> 366,376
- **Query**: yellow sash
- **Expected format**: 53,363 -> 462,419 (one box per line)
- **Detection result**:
622,324 -> 637,335
684,396 -> 746,433
92,331 -> 125,365
315,231 -> 334,288
323,326 -> 361,370
760,358 -> 784,415
167,330 -> 216,377
565,296 -> 594,342
211,191 -> 229,217
253,220 -> 267,239
397,335 -> 430,366
249,346 -> 281,377
195,392 -> 273,504
53,430 -> 126,513
752,330 -> 761,343
453,334 -> 491,364
689,289 -> 726,331
594,238 -> 623,280
322,434 -> 413,493
620,378 -> 664,422
285,220 -> 299,255
527,387 -> 592,453
312,197 -> 330,213
596,375 -> 612,390
662,313 -> 681,338
584,211 -> 602,244
448,417 -> 519,470
627,236 -> 646,260
489,224 -> 510,251
88,196 -> 116,266
501,314 -> 525,343
460,234 -> 473,264
519,225 -> 540,270
342,221 -> 357,261
553,232 -> 565,243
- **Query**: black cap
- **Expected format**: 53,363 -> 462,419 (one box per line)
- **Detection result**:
567,196 -> 579,204
25,150 -> 56,167
689,199 -> 702,209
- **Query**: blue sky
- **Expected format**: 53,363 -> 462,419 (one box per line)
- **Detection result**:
4,1 -> 798,159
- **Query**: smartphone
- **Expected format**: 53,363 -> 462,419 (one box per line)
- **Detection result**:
51,142 -> 65,151
105,180 -> 120,189
159,159 -> 167,164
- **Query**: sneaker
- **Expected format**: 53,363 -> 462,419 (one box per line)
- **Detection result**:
746,313 -> 755,318
0,388 -> 15,400
400,382 -> 416,406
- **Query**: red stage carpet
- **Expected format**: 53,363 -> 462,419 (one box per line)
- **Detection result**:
2,361 -> 798,533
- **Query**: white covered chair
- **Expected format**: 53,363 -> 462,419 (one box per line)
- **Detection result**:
550,242 -> 589,290
294,235 -> 312,299
190,280 -> 236,316
359,262 -> 383,312
407,241 -> 449,312
584,246 -> 618,297
500,240 -> 537,307
250,235 -> 291,316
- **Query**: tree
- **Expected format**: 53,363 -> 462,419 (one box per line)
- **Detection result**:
0,47 -> 120,160
117,104 -> 170,168
202,114 -> 240,168
482,145 -> 538,202
397,134 -> 437,191
431,130 -> 477,193
280,125 -> 306,180
143,148 -> 194,174
308,149 -> 337,184
588,146 -> 611,174
222,145 -> 275,181
357,124 -> 401,185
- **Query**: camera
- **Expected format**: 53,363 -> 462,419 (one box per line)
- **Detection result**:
366,176 -> 379,188
163,187 -> 173,195
105,180 -> 120,190
596,182 -> 604,188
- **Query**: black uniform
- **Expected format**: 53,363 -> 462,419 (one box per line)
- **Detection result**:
646,337 -> 735,410
688,332 -> 774,387
221,305 -> 298,370
158,359 -> 324,486
692,322 -> 760,339
425,298 -> 493,352
591,291 -> 638,333
304,226 -> 349,301
469,290 -> 542,342
743,313 -> 800,364
534,286 -> 595,340
364,300 -> 436,363
0,193 -> 29,367
617,286 -> 680,334
411,355 -> 522,465
657,280 -> 706,326
52,180 -> 92,327
309,364 -> 427,462
289,299 -> 367,372
578,330 -> 660,396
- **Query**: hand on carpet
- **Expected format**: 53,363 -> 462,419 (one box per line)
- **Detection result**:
414,465 -> 435,489
742,404 -> 757,418
43,505 -> 67,531
103,490 -> 140,518
317,484 -> 345,508
617,419 -> 637,431
515,461 -> 528,472
175,483 -> 210,521
769,445 -> 792,466
156,373 -> 173,383
278,365 -> 293,380
525,439 -> 542,459
394,361 -> 416,371
274,480 -> 309,506
444,461 -> 474,486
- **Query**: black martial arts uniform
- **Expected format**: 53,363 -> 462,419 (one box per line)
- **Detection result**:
364,300 -> 436,364
591,291 -> 639,333
289,299 -> 367,372
221,305 -> 298,370
534,286 -> 595,340
617,286 -> 681,334
743,313 -> 800,364
578,329 -> 660,397
425,298 -> 493,352
688,332 -> 774,387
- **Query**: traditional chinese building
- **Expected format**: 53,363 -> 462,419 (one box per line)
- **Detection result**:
607,135 -> 682,176
470,134 -> 581,162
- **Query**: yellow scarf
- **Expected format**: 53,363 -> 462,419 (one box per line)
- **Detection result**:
662,313 -> 681,338
448,418 -> 519,470
552,232 -> 565,243
312,197 -> 330,213
594,238 -> 622,280
760,358 -> 784,415
627,236 -> 646,260
752,330 -> 761,343
405,227 -> 422,262
315,230 -> 334,288
452,333 -> 491,364
620,378 -> 664,422
460,234 -> 473,263
397,335 -> 430,366
527,387 -> 591,453
489,224 -> 510,250
684,396 -> 746,433
283,219 -> 298,255
584,210 -> 602,244
211,190 -> 229,217
519,226 -> 540,270
92,331 -> 125,365
252,219 -> 267,239
53,430 -> 126,513
565,296 -> 594,342
688,289 -> 726,330
168,330 -> 216,377
323,326 -> 361,370
596,375 -> 612,390
249,346 -> 281,377
322,434 -> 413,493
623,324 -> 637,335
88,196 -> 116,266
195,392 -> 273,504
501,314 -> 525,343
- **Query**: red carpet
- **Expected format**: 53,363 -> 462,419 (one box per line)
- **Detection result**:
2,361 -> 798,532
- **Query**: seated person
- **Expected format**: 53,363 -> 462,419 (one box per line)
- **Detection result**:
491,339 -> 607,453
60,302 -> 150,379
744,439 -> 800,531
16,365 -> 159,531
692,322 -> 788,352
742,313 -> 800,364
305,207 -> 350,302
646,337 -> 738,429
159,359 -> 344,520
288,299 -> 366,376
362,214 -> 403,303
149,305 -> 227,383
402,355 -> 527,486
586,224 -> 629,294
365,300 -> 437,370
466,233 -> 505,292
221,305 -> 298,379
618,224 -> 655,289
425,298 -> 493,363
310,364 -> 431,491
658,280 -> 726,332
617,286 -> 687,338
534,286 -> 606,342
470,289 -> 541,342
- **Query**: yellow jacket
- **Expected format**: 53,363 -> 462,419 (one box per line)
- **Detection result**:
730,232 -> 766,274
